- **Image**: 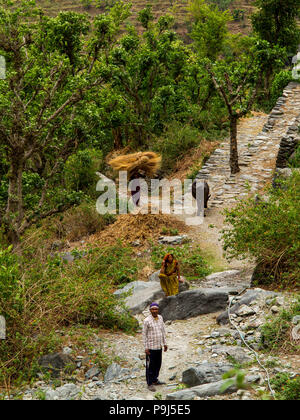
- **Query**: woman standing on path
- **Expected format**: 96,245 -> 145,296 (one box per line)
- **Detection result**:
159,253 -> 183,297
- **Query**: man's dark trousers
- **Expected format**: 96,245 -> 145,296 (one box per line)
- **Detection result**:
146,349 -> 162,385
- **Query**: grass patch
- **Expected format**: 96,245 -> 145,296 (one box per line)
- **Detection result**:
0,242 -> 139,390
260,295 -> 300,353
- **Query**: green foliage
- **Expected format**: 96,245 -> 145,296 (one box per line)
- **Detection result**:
107,8 -> 195,144
232,9 -> 245,22
0,242 -> 138,387
222,171 -> 300,288
220,368 -> 248,393
187,0 -> 231,60
151,242 -> 211,280
137,4 -> 154,29
152,122 -> 202,173
271,372 -> 300,400
269,70 -> 294,108
0,0 -> 130,244
251,0 -> 300,53
260,296 -> 300,351
207,0 -> 233,11
0,245 -> 21,316
64,148 -> 103,195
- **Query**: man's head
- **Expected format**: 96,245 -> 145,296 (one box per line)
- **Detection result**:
150,302 -> 159,318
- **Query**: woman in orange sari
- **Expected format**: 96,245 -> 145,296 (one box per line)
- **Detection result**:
159,253 -> 183,297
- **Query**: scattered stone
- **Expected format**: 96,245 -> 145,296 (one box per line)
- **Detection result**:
158,235 -> 189,245
210,345 -> 253,364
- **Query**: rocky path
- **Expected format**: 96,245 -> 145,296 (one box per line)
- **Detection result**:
195,82 -> 300,207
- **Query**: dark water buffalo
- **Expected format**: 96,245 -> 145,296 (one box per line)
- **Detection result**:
192,179 -> 210,216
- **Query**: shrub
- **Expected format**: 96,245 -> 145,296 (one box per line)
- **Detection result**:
221,171 -> 300,288
260,295 -> 300,352
270,70 -> 294,107
152,122 -> 202,173
0,243 -> 138,388
271,372 -> 300,400
64,148 -> 104,196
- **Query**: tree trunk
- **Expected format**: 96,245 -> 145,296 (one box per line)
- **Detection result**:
5,155 -> 24,247
112,127 -> 122,149
229,116 -> 240,175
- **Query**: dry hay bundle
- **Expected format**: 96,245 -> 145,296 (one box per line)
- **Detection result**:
108,151 -> 161,179
88,213 -> 188,248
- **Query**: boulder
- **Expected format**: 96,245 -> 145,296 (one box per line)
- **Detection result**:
38,353 -> 77,377
114,281 -> 165,314
182,363 -> 233,387
166,379 -> 237,400
104,363 -> 130,383
45,383 -> 81,400
114,277 -> 190,314
158,235 -> 189,245
158,288 -> 229,321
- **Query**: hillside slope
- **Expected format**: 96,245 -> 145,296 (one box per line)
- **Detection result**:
34,0 -> 257,38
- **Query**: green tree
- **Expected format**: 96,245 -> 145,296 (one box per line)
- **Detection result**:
204,39 -> 286,174
251,0 -> 300,53
0,0 -> 127,246
107,8 -> 191,144
187,0 -> 231,60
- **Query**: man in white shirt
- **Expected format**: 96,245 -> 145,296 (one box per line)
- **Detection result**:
142,302 -> 168,392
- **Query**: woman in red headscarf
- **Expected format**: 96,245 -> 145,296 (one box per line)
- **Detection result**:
158,253 -> 183,297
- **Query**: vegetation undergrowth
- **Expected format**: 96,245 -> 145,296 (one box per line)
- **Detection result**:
260,295 -> 300,353
222,171 -> 300,289
0,242 -> 139,389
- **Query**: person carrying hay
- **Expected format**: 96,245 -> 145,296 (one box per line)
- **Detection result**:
159,253 -> 183,297
108,151 -> 161,207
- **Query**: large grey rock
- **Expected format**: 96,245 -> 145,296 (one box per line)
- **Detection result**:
45,383 -> 80,400
38,353 -> 76,377
104,363 -> 130,383
166,379 -> 237,400
158,235 -> 189,245
158,288 -> 229,321
115,281 -> 165,314
204,270 -> 240,282
115,278 -> 189,314
182,363 -> 233,387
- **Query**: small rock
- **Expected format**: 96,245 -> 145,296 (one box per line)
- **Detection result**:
85,366 -> 101,380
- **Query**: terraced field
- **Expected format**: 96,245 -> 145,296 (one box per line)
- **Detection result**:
33,0 -> 257,39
